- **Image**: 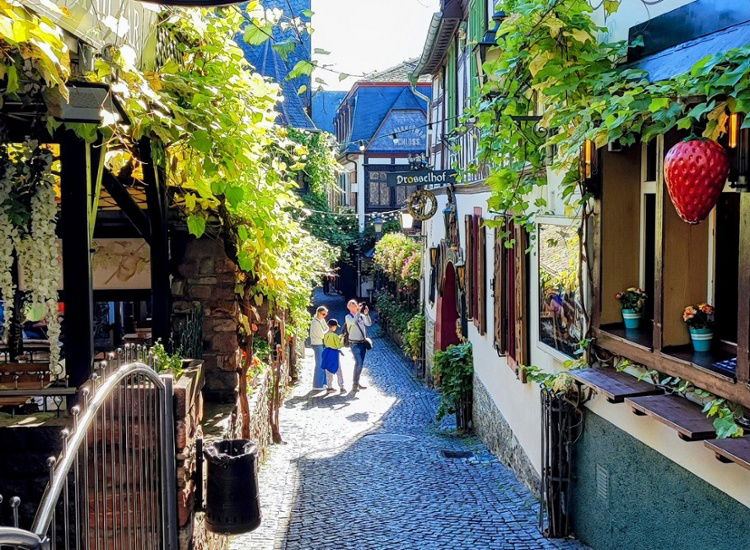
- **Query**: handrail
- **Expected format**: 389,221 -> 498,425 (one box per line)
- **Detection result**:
30,361 -> 169,537
0,527 -> 43,548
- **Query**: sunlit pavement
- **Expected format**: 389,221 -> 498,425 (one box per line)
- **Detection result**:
230,291 -> 584,550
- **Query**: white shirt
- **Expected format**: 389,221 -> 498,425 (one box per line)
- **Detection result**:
309,316 -> 328,346
345,312 -> 372,342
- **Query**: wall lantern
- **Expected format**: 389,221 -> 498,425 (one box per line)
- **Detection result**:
728,112 -> 750,190
475,10 -> 507,83
456,264 -> 466,290
400,211 -> 414,231
373,215 -> 384,234
580,139 -> 601,196
429,247 -> 439,267
358,140 -> 366,153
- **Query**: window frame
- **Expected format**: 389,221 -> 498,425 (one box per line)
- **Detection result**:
591,136 -> 750,408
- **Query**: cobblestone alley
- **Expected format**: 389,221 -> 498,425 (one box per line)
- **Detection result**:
230,292 -> 585,550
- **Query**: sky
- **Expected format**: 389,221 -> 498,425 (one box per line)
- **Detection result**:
310,0 -> 441,91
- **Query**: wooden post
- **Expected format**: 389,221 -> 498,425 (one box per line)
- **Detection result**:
60,131 -> 94,388
141,138 -> 170,346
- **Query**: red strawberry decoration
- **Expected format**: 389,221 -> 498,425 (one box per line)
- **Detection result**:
664,139 -> 729,224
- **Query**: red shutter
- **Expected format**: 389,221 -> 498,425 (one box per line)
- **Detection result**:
464,214 -> 474,319
477,217 -> 487,335
493,227 -> 506,354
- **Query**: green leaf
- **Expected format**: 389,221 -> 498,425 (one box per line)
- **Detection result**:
297,85 -> 308,95
225,186 -> 244,209
187,214 -> 206,237
272,39 -> 297,61
648,98 -> 671,112
301,9 -> 313,17
189,130 -> 212,153
314,48 -> 330,55
287,60 -> 315,80
338,72 -> 350,82
243,23 -> 273,46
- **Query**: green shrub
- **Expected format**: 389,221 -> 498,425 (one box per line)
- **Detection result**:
374,290 -> 415,335
432,342 -> 473,420
404,314 -> 425,359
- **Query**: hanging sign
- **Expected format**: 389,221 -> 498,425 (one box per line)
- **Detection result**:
387,169 -> 456,187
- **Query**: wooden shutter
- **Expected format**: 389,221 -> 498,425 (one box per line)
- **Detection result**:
464,214 -> 474,319
477,218 -> 487,335
508,224 -> 529,374
493,227 -> 506,354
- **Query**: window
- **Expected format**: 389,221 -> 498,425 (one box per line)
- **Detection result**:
464,211 -> 486,334
367,170 -> 391,207
538,222 -> 583,358
492,219 -> 528,370
594,131 -> 750,407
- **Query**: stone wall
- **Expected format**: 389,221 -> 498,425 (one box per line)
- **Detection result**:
173,238 -> 241,403
472,374 -> 540,496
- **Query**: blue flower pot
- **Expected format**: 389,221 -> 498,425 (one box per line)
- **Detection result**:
621,308 -> 641,329
689,327 -> 713,352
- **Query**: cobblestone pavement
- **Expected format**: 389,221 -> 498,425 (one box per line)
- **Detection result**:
230,291 -> 585,550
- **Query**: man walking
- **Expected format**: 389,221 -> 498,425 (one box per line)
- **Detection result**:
345,299 -> 372,391
309,306 -> 329,390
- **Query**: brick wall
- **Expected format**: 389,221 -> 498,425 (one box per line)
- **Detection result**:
172,238 -> 241,403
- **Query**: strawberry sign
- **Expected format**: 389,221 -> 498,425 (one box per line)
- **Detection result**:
663,139 -> 729,224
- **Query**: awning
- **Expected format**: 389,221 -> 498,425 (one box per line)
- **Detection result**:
626,20 -> 750,82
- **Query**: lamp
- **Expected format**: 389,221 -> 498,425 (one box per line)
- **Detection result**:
475,10 -> 507,83
359,140 -> 366,153
456,264 -> 466,290
728,112 -> 750,189
400,211 -> 414,231
373,215 -> 384,234
429,247 -> 438,267
580,139 -> 601,195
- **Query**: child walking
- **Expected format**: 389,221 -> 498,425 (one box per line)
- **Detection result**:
321,319 -> 346,394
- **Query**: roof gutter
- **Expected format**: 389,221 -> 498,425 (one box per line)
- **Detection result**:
411,12 -> 443,79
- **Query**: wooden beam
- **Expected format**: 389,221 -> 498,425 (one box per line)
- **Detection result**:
595,328 -> 750,409
101,170 -> 152,243
60,131 -> 94,388
736,193 -> 750,384
141,138 -> 170,346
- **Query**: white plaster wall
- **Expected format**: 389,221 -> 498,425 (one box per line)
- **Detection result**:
423,182 -> 750,503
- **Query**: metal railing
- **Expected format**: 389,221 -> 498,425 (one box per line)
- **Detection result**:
0,357 -> 178,550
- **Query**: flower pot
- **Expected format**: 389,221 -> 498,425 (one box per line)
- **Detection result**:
621,308 -> 641,329
689,327 -> 713,352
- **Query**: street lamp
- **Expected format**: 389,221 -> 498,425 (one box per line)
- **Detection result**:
400,211 -> 414,231
373,215 -> 384,235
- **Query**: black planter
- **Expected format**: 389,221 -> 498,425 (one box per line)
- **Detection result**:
204,439 -> 262,534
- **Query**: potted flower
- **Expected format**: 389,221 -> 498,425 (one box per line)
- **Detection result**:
615,287 -> 647,329
683,303 -> 715,352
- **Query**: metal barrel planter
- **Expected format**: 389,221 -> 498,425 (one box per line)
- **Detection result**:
204,439 -> 262,534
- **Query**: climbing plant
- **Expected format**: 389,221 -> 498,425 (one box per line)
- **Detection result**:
0,4 -> 339,334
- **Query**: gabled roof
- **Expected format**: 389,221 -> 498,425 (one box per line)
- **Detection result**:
360,58 -> 432,83
240,40 -> 316,130
311,90 -> 347,134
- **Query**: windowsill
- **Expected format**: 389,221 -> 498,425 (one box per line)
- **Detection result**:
661,344 -> 737,381
600,322 -> 653,350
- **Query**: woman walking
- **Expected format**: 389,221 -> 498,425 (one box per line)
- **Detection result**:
345,299 -> 372,391
309,306 -> 329,390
